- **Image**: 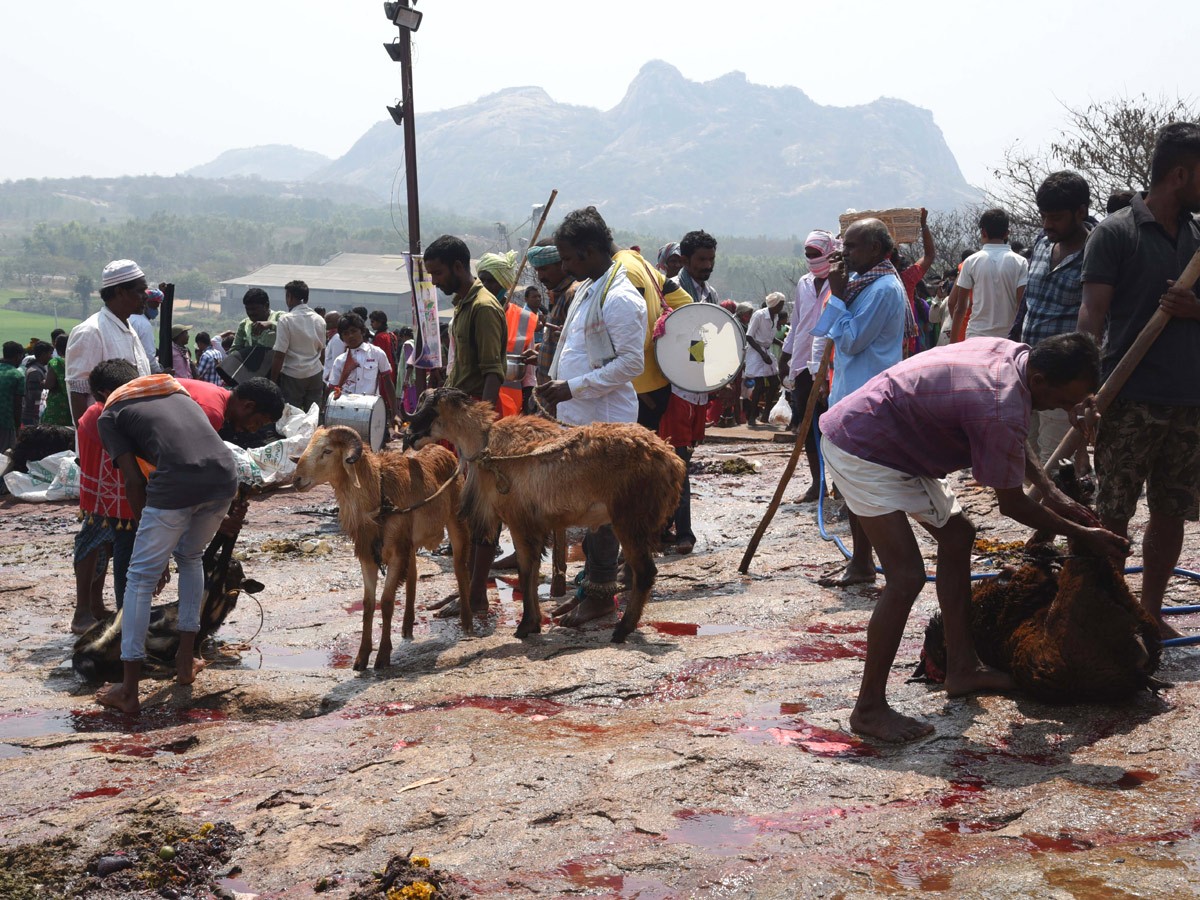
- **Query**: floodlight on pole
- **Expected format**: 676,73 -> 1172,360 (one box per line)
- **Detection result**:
387,103 -> 405,127
383,1 -> 422,31
384,39 -> 403,62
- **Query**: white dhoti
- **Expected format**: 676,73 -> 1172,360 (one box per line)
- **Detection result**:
821,436 -> 962,529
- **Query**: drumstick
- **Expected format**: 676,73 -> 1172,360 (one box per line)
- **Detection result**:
739,340 -> 834,574
1045,246 -> 1200,469
511,189 -> 558,290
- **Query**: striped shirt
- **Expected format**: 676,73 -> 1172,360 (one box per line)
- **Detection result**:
1020,235 -> 1085,347
197,347 -> 223,384
821,337 -> 1031,490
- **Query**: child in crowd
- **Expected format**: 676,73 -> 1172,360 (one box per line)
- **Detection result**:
0,342 -> 26,451
328,313 -> 397,421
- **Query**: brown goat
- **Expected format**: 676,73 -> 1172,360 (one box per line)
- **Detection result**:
916,546 -> 1165,703
293,426 -> 471,669
403,388 -> 686,642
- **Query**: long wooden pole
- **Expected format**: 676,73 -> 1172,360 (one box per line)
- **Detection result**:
739,341 -> 834,574
510,189 -> 558,290
1046,247 -> 1200,468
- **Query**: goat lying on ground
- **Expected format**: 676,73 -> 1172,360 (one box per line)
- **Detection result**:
73,530 -> 263,682
293,426 -> 471,669
0,424 -> 75,492
403,388 -> 685,642
915,544 -> 1165,703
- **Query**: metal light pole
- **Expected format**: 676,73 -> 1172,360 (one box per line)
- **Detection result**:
384,1 -> 422,256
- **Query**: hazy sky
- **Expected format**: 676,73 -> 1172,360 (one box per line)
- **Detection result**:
1,0 -> 1193,194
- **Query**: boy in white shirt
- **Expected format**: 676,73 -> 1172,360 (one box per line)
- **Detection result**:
327,313 -> 397,422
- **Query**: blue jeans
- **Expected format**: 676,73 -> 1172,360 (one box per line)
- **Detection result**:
121,498 -> 232,662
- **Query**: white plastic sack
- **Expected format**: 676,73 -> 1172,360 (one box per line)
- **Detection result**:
226,401 -> 319,487
4,450 -> 80,502
768,392 -> 791,426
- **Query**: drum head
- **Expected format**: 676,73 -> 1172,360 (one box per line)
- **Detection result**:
368,396 -> 386,452
655,303 -> 747,393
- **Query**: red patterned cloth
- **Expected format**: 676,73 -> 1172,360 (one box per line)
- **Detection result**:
77,402 -> 133,521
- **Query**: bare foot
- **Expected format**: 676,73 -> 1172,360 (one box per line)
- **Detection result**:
71,614 -> 97,635
797,484 -> 823,504
96,683 -> 140,716
551,595 -> 579,617
945,664 -> 1014,698
176,656 -> 208,685
850,703 -> 933,743
558,592 -> 617,628
490,552 -> 518,571
818,565 -> 877,588
1156,618 -> 1184,640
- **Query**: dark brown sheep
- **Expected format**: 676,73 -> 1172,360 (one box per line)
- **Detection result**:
916,546 -> 1165,703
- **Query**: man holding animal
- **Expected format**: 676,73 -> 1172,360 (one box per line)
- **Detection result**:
537,206 -> 649,626
424,234 -> 508,619
818,333 -> 1129,742
93,370 -> 243,715
1078,121 -> 1200,639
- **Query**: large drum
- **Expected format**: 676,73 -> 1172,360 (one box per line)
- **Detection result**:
326,393 -> 387,452
655,303 -> 747,393
217,345 -> 272,386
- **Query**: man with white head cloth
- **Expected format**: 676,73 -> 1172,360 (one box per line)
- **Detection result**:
65,260 -> 153,423
779,230 -> 839,500
744,291 -> 786,424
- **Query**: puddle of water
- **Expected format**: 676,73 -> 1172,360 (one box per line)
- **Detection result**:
0,742 -> 25,758
91,734 -> 196,759
646,622 -> 749,637
0,707 -> 227,739
343,695 -> 566,721
245,644 -> 354,670
217,876 -> 255,894
724,702 -> 874,758
69,786 -> 124,801
666,804 -> 871,856
1116,769 -> 1160,789
553,862 -> 676,898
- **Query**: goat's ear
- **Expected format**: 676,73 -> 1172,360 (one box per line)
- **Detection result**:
240,579 -> 265,595
343,450 -> 362,488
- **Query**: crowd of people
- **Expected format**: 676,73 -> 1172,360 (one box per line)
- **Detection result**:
8,119 -> 1199,740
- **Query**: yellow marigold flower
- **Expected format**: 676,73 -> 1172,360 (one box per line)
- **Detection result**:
402,882 -> 435,900
411,856 -> 431,868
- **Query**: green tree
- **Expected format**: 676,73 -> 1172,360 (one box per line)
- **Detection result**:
73,273 -> 94,318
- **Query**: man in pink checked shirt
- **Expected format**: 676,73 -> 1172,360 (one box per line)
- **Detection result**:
818,333 -> 1128,743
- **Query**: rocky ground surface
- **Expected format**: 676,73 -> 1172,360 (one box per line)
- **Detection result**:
2,432 -> 1200,899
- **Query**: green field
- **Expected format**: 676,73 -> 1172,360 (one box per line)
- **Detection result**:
0,307 -> 81,348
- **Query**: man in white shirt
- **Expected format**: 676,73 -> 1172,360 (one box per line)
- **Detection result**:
270,279 -> 327,413
744,292 -> 785,424
537,206 -> 646,627
64,259 -> 153,422
949,208 -> 1029,341
128,291 -> 162,374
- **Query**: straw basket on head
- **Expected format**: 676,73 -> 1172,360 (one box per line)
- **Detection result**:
838,208 -> 922,244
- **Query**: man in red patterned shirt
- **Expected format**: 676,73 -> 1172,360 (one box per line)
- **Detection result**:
818,334 -> 1127,742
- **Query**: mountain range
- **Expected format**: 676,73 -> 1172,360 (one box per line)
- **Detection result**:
191,61 -> 979,237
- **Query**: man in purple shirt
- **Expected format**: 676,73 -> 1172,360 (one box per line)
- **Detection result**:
819,334 -> 1127,743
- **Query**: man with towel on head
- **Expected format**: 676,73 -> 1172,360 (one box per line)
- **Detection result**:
478,251 -> 539,418
65,260 -> 154,423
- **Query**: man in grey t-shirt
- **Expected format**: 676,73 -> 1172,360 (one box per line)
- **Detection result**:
94,380 -> 240,715
1079,122 -> 1200,639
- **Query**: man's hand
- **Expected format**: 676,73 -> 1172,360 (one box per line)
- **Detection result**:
1070,396 -> 1101,444
827,253 -> 849,299
1043,485 -> 1100,528
1160,281 -> 1200,319
536,380 -> 572,409
1075,526 -> 1131,562
816,379 -> 829,402
920,207 -> 928,228
519,347 -> 539,367
250,321 -> 268,336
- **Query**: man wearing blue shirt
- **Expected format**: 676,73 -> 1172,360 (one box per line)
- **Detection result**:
813,218 -> 907,587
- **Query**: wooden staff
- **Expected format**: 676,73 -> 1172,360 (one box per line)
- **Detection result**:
511,189 -> 558,289
739,341 -> 834,574
1046,247 -> 1200,468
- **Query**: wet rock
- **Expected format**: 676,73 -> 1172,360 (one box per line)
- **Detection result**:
93,854 -> 134,876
